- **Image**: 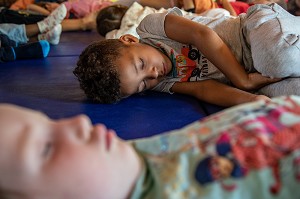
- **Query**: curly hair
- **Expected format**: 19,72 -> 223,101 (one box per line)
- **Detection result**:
96,4 -> 128,37
74,39 -> 126,104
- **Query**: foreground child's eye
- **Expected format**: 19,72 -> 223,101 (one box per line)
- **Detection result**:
42,141 -> 53,158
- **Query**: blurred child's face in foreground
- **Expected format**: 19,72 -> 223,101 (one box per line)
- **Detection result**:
117,34 -> 173,97
0,104 -> 141,199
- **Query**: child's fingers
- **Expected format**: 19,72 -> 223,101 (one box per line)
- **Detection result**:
254,95 -> 271,102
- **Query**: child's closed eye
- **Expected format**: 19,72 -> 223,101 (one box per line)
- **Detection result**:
140,58 -> 144,70
42,141 -> 54,159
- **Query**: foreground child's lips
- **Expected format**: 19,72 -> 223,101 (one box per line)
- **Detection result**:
93,125 -> 114,151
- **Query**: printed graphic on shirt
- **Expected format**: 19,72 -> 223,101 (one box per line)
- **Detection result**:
194,98 -> 300,194
169,45 -> 210,82
135,96 -> 300,198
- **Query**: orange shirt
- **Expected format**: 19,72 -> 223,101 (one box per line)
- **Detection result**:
10,0 -> 35,10
194,0 -> 218,14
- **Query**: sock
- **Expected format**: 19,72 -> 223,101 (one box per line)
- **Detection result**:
37,4 -> 67,33
38,24 -> 62,45
12,40 -> 50,60
1,46 -> 16,62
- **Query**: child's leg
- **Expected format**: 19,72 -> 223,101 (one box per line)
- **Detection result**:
25,24 -> 41,38
15,40 -> 50,59
0,24 -> 28,44
0,33 -> 17,47
0,47 -> 15,62
242,3 -> 300,78
37,3 -> 67,33
0,40 -> 50,62
0,23 -> 62,45
38,24 -> 62,45
0,7 -> 46,24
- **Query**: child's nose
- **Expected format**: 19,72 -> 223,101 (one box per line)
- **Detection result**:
71,115 -> 92,140
148,66 -> 158,79
58,114 -> 92,142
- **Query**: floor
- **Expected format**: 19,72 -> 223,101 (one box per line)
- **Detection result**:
0,30 -> 224,140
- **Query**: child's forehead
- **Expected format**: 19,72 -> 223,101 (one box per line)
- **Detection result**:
0,104 -> 47,121
0,105 -> 26,127
0,105 -> 48,142
0,107 -> 46,192
0,104 -> 32,116
0,105 -> 31,144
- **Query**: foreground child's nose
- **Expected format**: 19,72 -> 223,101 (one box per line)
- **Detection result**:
71,115 -> 92,140
58,114 -> 92,141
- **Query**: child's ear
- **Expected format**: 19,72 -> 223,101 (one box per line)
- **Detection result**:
119,34 -> 139,44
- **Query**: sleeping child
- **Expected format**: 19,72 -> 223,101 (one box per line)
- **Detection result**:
1,95 -> 300,198
74,3 -> 300,106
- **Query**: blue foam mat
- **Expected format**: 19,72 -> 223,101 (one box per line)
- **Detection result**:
0,31 -> 223,139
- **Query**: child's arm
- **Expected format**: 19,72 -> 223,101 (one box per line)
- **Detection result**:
164,14 -> 280,91
217,0 -> 237,16
171,79 -> 269,107
136,0 -> 176,9
61,11 -> 98,31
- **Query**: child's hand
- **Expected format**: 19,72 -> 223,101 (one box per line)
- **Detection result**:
251,94 -> 271,102
243,72 -> 282,91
